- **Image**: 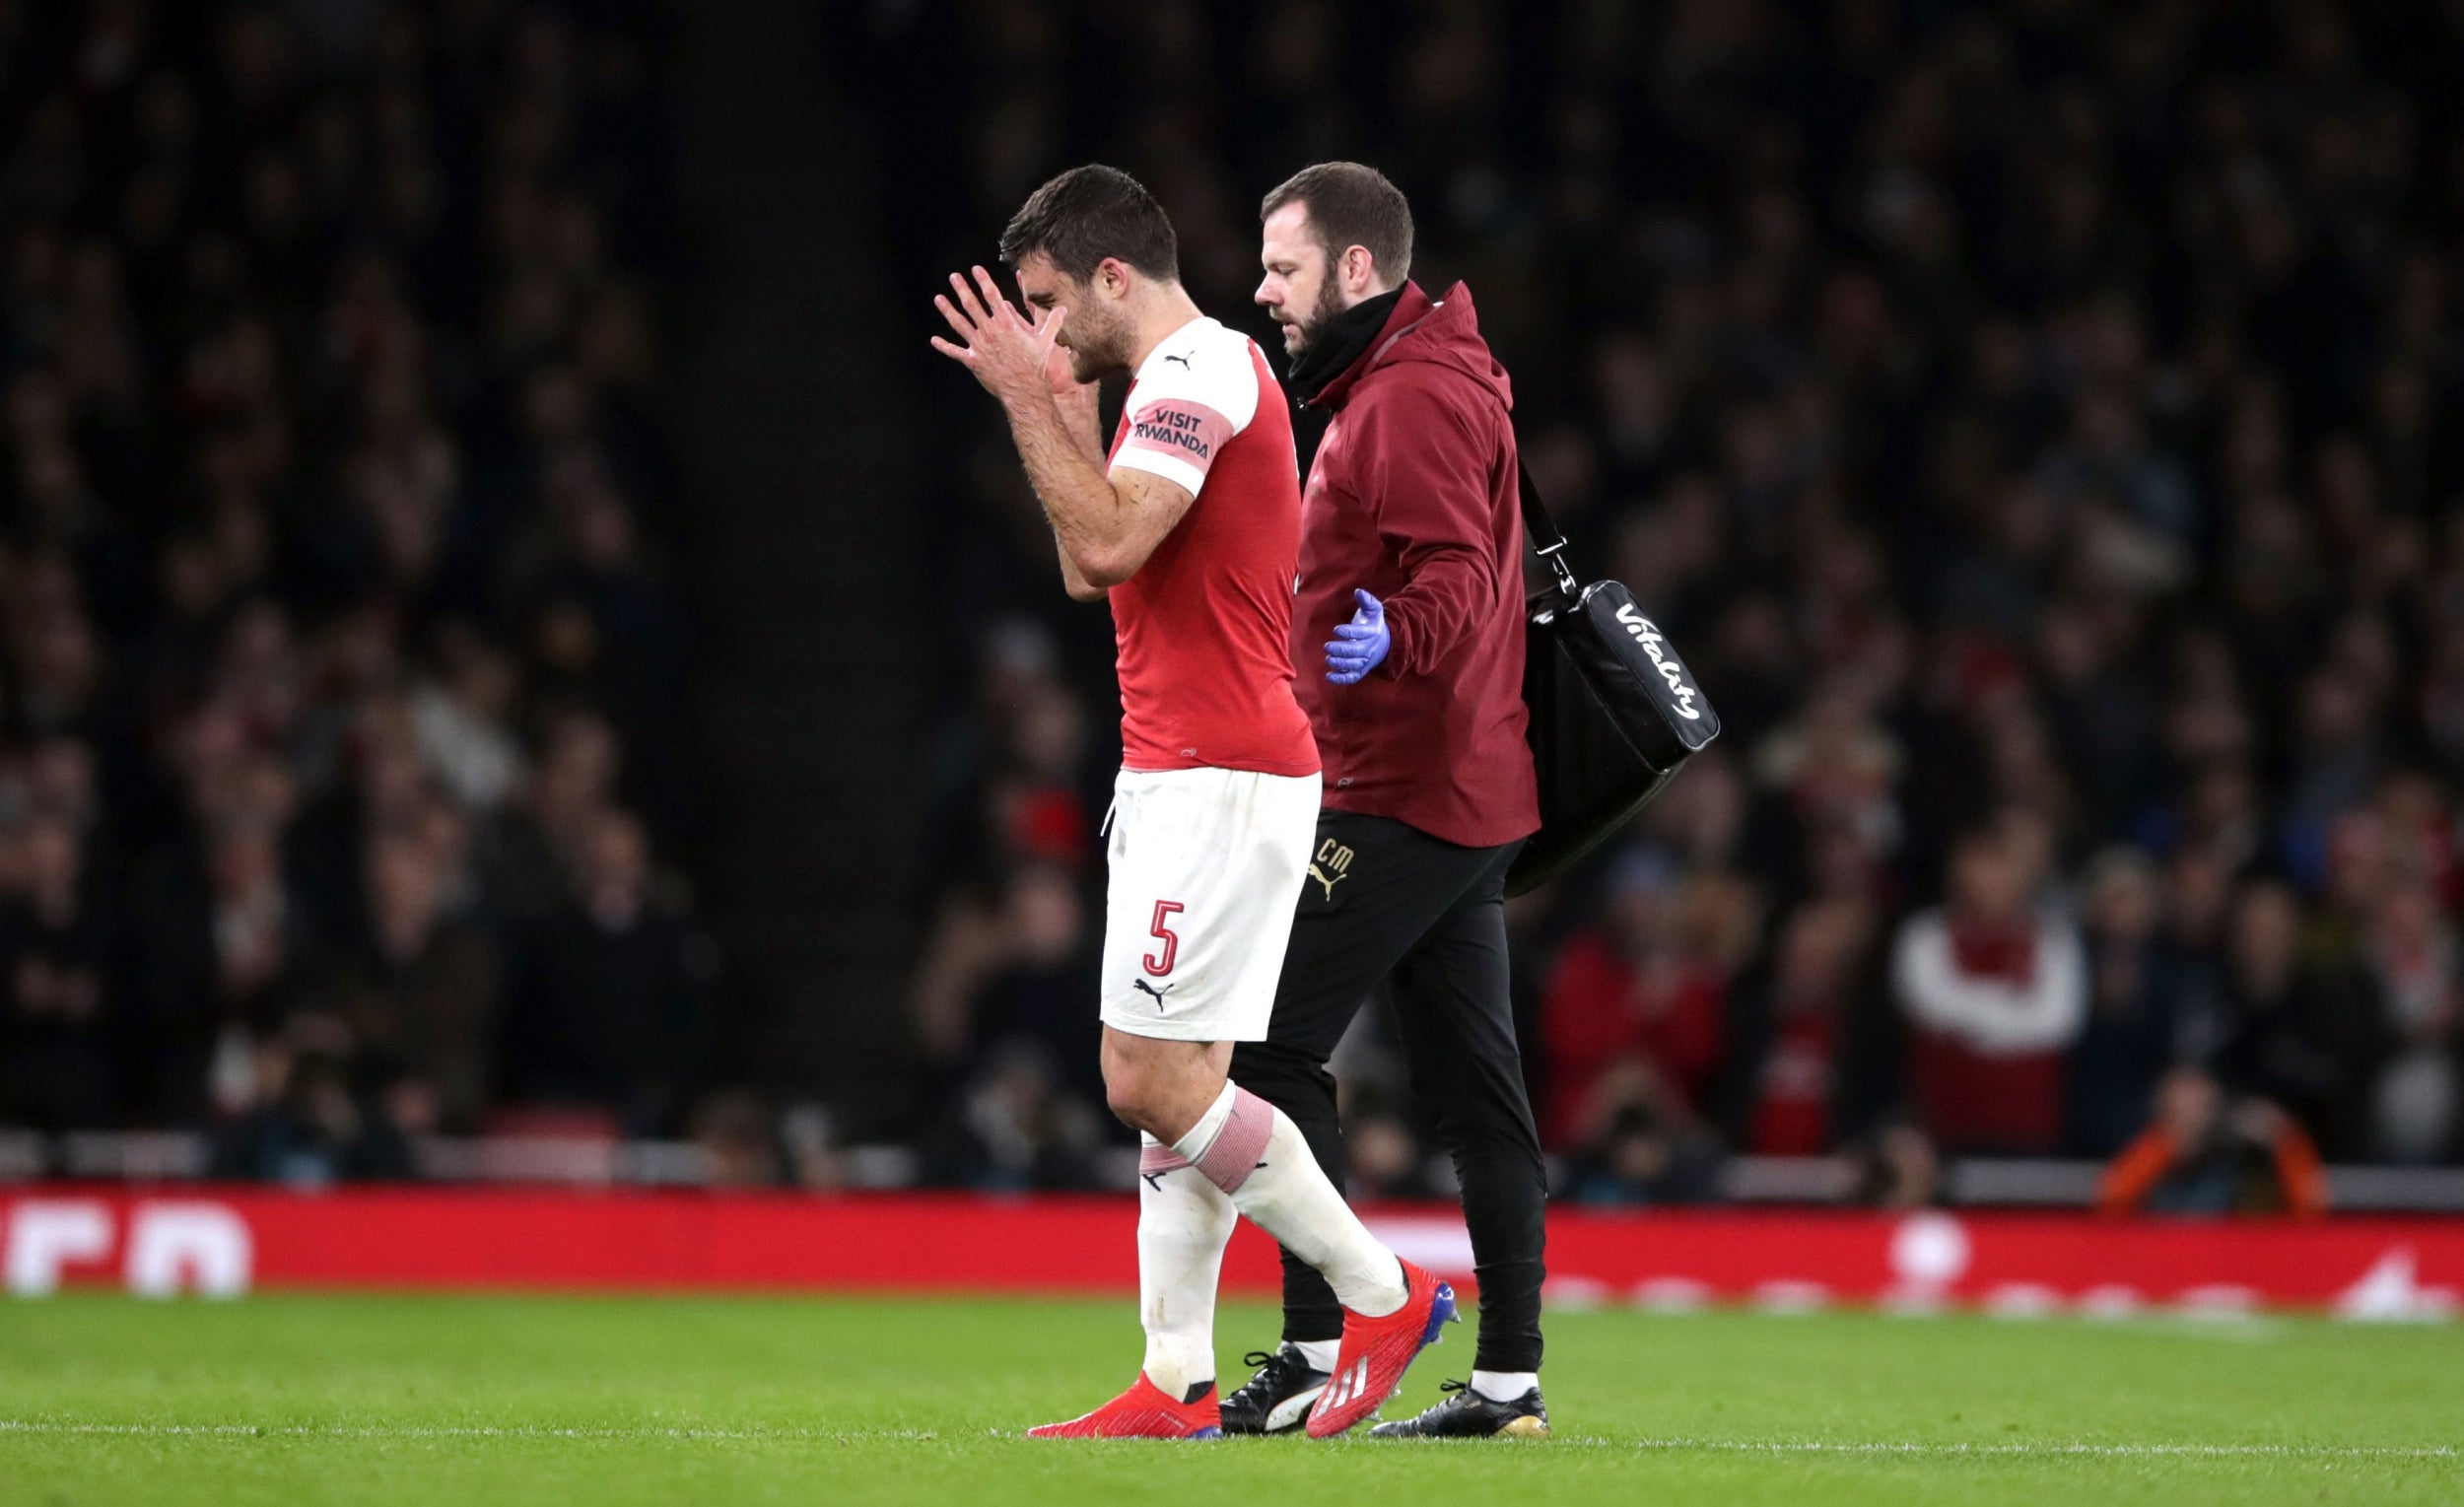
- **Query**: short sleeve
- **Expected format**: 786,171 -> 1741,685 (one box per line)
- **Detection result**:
1110,328 -> 1263,495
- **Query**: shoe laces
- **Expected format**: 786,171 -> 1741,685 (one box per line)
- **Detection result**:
1228,1346 -> 1316,1404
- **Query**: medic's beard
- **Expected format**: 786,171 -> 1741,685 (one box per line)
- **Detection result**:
1286,275 -> 1347,355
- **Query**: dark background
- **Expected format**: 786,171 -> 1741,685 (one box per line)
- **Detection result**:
5,0 -> 2464,1202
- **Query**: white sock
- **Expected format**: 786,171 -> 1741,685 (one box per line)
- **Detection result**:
1472,1370 -> 1539,1403
1173,1082 -> 1408,1319
1293,1338 -> 1339,1372
1177,1085 -> 1237,1163
1135,1133 -> 1235,1401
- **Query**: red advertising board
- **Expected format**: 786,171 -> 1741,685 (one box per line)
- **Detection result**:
3,1189 -> 2457,1320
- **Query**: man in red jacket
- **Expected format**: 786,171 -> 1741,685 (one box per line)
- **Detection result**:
1219,162 -> 1549,1440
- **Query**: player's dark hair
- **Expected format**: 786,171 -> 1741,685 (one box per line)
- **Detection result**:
999,165 -> 1181,285
1260,162 -> 1413,285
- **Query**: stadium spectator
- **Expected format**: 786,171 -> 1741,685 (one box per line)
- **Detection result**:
2359,881 -> 2462,1163
0,812 -> 120,1130
312,825 -> 501,1137
2096,1065 -> 2327,1219
1537,849 -> 1731,1149
1890,824 -> 2087,1156
486,707 -> 626,923
909,861 -> 1101,1105
1729,895 -> 1880,1157
918,621 -> 1106,901
499,808 -> 705,1135
1334,1089 -> 1446,1202
1850,1122 -> 1946,1211
921,1039 -> 1109,1194
140,818 -> 311,1121
1557,1062 -> 1722,1208
2213,880 -> 2381,1160
690,1088 -> 787,1191
2064,848 -> 2180,1157
210,1010 -> 416,1187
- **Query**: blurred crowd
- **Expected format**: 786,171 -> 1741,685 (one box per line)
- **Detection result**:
853,0 -> 2464,1200
0,1 -> 714,1182
16,2 -> 2462,1204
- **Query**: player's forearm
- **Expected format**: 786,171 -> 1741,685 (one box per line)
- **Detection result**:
1056,391 -> 1106,467
1002,391 -> 1137,578
1052,401 -> 1116,597
1056,531 -> 1105,600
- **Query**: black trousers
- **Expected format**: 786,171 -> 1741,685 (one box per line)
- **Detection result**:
1230,810 -> 1547,1374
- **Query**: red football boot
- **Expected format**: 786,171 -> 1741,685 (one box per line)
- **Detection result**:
1306,1258 -> 1459,1438
1026,1372 -> 1224,1439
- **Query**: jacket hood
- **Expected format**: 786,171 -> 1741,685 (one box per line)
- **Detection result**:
1310,280 -> 1514,413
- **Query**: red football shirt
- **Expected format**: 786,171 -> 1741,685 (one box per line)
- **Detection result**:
1103,316 -> 1318,778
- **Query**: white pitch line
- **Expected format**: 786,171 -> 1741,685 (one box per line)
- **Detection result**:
0,1421 -> 931,1443
0,1421 -> 2454,1461
1614,1439 -> 2460,1461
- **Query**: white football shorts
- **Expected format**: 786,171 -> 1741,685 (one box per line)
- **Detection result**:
1099,765 -> 1321,1042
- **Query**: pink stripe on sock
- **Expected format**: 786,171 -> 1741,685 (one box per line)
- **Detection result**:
1192,1087 -> 1275,1195
1139,1143 -> 1192,1176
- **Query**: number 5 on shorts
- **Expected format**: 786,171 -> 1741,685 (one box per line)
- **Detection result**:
1144,900 -> 1185,977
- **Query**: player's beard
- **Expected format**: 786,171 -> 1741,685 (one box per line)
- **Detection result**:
1065,303 -> 1136,382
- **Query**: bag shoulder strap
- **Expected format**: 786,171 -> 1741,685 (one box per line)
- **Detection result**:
1516,459 -> 1579,600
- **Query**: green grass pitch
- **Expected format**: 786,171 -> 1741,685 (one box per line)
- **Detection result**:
0,1293 -> 2457,1505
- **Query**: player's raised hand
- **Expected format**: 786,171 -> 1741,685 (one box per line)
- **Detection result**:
1045,336 -> 1100,412
1044,339 -> 1091,398
931,265 -> 1062,408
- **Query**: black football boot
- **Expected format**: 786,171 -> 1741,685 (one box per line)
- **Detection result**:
1367,1379 -> 1548,1439
1217,1345 -> 1332,1435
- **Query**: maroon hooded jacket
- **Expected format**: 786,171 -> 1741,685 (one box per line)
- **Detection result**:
1291,280 -> 1540,850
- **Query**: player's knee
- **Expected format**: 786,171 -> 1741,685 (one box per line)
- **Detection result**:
1103,1073 -> 1168,1137
1105,1064 -> 1221,1142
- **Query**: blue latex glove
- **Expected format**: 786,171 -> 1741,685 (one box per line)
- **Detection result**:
1325,589 -> 1391,684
